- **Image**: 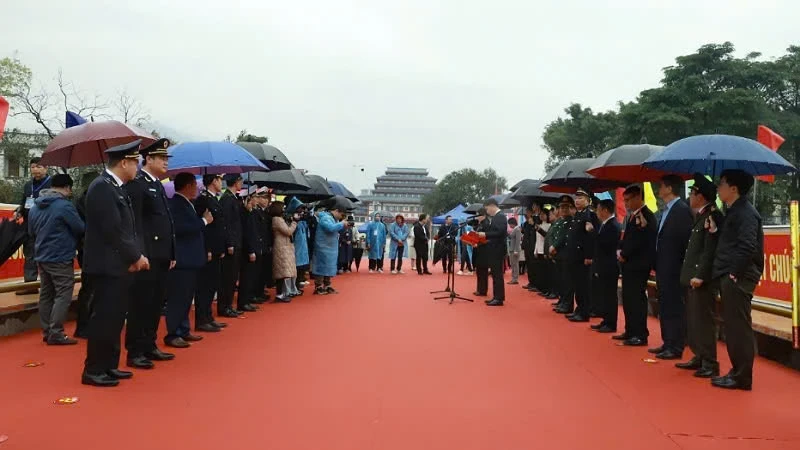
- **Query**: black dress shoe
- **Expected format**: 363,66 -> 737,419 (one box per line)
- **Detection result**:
211,321 -> 227,328
565,313 -> 576,319
473,291 -> 487,297
219,309 -> 239,318
589,312 -> 602,318
183,334 -> 203,342
82,372 -> 119,387
165,337 -> 190,348
596,325 -> 616,333
554,308 -> 572,314
694,367 -> 720,378
127,356 -> 154,369
239,304 -> 258,312
611,333 -> 629,340
568,315 -> 589,322
590,323 -> 606,330
647,346 -> 664,354
655,349 -> 682,360
711,374 -> 751,391
623,337 -> 648,346
196,323 -> 221,333
145,348 -> 175,361
107,369 -> 133,380
675,358 -> 703,370
47,335 -> 78,345
486,299 -> 504,306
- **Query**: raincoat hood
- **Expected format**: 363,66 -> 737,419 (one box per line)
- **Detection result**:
34,189 -> 68,208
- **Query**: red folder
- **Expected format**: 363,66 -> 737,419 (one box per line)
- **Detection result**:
461,231 -> 487,246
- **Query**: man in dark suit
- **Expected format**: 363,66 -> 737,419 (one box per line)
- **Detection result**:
82,140 -> 149,387
194,174 -> 228,332
566,188 -> 600,322
676,174 -> 723,377
590,199 -> 621,333
472,209 -> 489,296
124,138 -> 177,369
164,173 -> 213,348
711,169 -> 763,391
437,215 -> 458,273
479,198 -> 508,306
414,214 -> 432,275
219,174 -> 244,317
615,185 -> 657,346
650,175 -> 693,359
521,205 -> 540,291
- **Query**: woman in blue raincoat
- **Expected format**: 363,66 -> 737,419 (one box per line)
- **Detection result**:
458,222 -> 474,274
292,204 -> 311,287
388,215 -> 409,273
311,203 -> 347,295
366,212 -> 387,273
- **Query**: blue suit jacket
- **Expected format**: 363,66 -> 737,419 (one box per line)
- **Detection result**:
168,195 -> 206,270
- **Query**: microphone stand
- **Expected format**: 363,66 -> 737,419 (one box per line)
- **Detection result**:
431,223 -> 474,304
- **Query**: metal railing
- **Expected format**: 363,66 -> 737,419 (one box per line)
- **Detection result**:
0,272 -> 82,294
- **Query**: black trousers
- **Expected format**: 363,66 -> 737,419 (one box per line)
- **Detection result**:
719,276 -> 757,385
557,259 -> 574,311
368,256 -> 385,271
489,256 -> 505,301
165,268 -> 197,341
475,265 -> 489,295
622,268 -> 650,339
656,272 -> 687,353
595,272 -> 619,329
125,259 -> 169,357
238,253 -> 260,309
572,261 -> 592,317
415,246 -> 429,273
535,256 -> 550,293
352,248 -> 364,271
261,249 -> 274,290
195,257 -> 221,326
442,252 -> 453,273
686,283 -> 718,369
219,249 -> 241,313
390,252 -> 403,271
22,233 -> 38,282
84,273 -> 134,375
74,272 -> 94,336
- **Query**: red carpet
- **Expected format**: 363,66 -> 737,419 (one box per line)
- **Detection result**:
1,271 -> 799,450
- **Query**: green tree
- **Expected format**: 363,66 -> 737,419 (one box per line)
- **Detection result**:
236,129 -> 268,143
541,103 -> 622,170
0,55 -> 32,98
422,168 -> 507,215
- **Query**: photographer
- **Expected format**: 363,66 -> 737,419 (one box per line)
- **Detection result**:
338,215 -> 355,273
388,215 -> 409,274
289,200 -> 311,288
270,201 -> 300,301
311,197 -> 350,295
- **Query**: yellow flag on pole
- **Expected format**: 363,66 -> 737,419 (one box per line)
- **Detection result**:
643,182 -> 658,212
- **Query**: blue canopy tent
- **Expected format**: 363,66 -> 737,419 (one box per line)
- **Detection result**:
432,204 -> 469,225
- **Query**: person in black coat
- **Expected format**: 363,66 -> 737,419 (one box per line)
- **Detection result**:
73,170 -> 99,339
479,198 -> 508,306
413,214 -> 432,275
218,174 -> 244,317
521,206 -> 540,290
164,173 -> 212,348
437,216 -> 459,274
710,169 -> 763,391
123,138 -> 177,368
238,188 -> 264,312
615,184 -> 657,347
566,188 -> 600,322
650,175 -> 694,359
590,199 -> 621,333
81,140 -> 149,387
14,156 -> 52,291
193,174 -> 228,332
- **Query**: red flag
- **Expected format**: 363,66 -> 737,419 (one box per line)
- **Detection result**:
756,125 -> 785,183
0,96 -> 9,140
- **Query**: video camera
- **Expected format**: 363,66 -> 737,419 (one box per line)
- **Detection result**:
346,214 -> 355,227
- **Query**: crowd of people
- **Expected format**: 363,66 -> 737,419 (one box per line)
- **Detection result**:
21,139 -> 355,387
517,172 -> 762,391
16,140 -> 764,392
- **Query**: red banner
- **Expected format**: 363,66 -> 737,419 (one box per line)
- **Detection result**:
755,227 -> 792,304
0,208 -> 24,280
0,96 -> 9,140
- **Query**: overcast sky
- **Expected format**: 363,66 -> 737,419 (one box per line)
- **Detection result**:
4,0 -> 799,192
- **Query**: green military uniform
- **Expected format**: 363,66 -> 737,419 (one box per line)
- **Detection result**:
550,195 -> 576,312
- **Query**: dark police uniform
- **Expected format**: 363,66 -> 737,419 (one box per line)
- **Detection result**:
82,140 -> 143,387
551,196 -> 577,313
238,191 -> 264,311
123,138 -> 176,368
194,183 -> 227,330
218,177 -> 244,316
567,189 -> 600,321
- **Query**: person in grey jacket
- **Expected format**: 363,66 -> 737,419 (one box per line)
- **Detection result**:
27,174 -> 84,345
507,217 -> 522,284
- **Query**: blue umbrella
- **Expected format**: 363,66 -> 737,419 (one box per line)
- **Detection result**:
166,141 -> 268,176
327,180 -> 359,202
642,134 -> 796,177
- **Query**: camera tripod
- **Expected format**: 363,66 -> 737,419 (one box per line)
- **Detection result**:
430,237 -> 473,304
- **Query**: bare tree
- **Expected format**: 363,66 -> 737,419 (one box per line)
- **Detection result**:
10,79 -> 57,138
55,69 -> 108,126
114,88 -> 150,126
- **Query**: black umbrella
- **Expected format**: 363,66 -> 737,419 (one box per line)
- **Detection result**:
586,144 -> 674,183
540,158 -> 627,193
276,174 -> 334,202
510,178 -> 537,191
317,195 -> 356,212
488,193 -> 521,208
246,169 -> 311,191
237,141 -> 293,170
0,218 -> 26,267
464,203 -> 484,215
509,179 -> 561,206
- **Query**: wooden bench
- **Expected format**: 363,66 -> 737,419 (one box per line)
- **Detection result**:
0,275 -> 81,337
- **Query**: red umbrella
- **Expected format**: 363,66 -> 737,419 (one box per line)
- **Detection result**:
40,120 -> 156,167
